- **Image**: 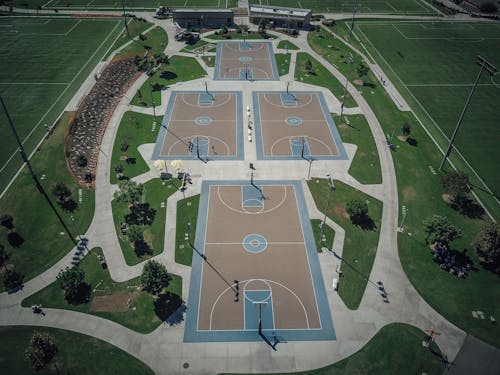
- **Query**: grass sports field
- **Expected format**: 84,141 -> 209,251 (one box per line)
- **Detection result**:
0,17 -> 123,195
253,0 -> 436,14
354,21 -> 500,210
14,0 -> 238,10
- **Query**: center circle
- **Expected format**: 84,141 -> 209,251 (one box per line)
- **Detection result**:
194,116 -> 212,126
239,56 -> 253,62
242,234 -> 267,253
285,116 -> 303,126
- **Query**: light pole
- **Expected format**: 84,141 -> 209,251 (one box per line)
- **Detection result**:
319,175 -> 335,250
348,0 -> 358,40
120,0 -> 130,38
147,68 -> 157,123
439,55 -> 497,171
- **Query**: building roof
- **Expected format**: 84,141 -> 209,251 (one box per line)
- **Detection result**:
248,3 -> 311,17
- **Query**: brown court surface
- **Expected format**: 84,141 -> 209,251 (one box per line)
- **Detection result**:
216,41 -> 277,80
197,184 -> 321,332
255,92 -> 341,157
159,92 -> 239,157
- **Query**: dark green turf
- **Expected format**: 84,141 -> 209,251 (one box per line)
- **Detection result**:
0,17 -> 122,194
0,325 -> 154,374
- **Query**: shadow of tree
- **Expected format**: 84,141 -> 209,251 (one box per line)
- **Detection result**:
350,215 -> 377,231
451,197 -> 485,219
7,231 -> 24,247
66,282 -> 91,305
134,239 -> 153,257
406,137 -> 418,147
160,71 -> 177,80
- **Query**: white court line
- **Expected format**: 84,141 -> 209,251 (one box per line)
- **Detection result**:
0,20 -> 122,183
65,19 -> 82,36
356,23 -> 500,213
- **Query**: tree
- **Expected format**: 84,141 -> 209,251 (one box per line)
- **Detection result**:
357,62 -> 369,78
346,199 -> 368,220
56,266 -> 90,304
441,170 -> 470,202
25,331 -> 58,371
479,1 -> 498,12
423,215 -> 462,247
141,260 -> 170,295
0,214 -> 14,230
472,222 -> 500,270
114,180 -> 144,208
51,182 -> 72,202
126,224 -> 144,243
3,268 -> 23,290
0,244 -> 9,270
76,154 -> 88,168
402,122 -> 411,137
305,59 -> 313,73
120,141 -> 129,152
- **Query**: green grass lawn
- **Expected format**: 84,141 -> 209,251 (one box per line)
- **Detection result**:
222,323 -> 443,375
116,26 -> 168,58
23,248 -> 182,334
111,179 -> 176,265
334,114 -> 382,184
201,55 -> 216,67
277,40 -> 300,50
110,112 -> 158,184
0,17 -> 123,193
180,39 -> 210,53
104,18 -> 153,59
295,52 -> 357,108
351,20 -> 500,219
312,26 -> 500,346
0,325 -> 154,374
0,112 -> 94,292
275,53 -> 291,76
131,55 -> 206,107
175,194 -> 200,267
307,179 -> 382,310
257,0 -> 436,14
311,219 -> 335,253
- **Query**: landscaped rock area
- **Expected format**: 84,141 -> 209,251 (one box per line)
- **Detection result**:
65,58 -> 140,186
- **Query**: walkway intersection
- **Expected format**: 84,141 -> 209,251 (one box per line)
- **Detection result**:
0,12 -> 470,375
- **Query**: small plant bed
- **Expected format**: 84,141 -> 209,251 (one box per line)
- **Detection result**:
311,219 -> 335,253
207,31 -> 276,40
295,52 -> 357,108
0,112 -> 95,292
334,114 -> 382,184
105,17 -> 152,59
0,326 -> 154,374
175,194 -> 201,267
110,111 -> 158,184
307,179 -> 382,310
116,26 -> 168,58
131,55 -> 206,107
180,39 -> 211,53
201,55 -> 216,67
22,248 -> 182,334
221,323 -> 444,375
275,53 -> 291,76
277,40 -> 300,50
112,179 -> 176,266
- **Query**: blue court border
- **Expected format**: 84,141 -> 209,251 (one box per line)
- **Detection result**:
252,91 -> 348,161
214,41 -> 279,81
151,91 -> 244,161
184,180 -> 336,343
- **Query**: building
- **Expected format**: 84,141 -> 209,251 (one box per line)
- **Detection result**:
172,8 -> 234,29
248,3 -> 312,29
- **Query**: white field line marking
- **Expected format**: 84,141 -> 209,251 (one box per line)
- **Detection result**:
87,0 -> 96,6
0,24 -> 13,27
406,83 -> 498,87
385,1 -> 398,12
65,19 -> 82,35
357,23 -> 499,211
0,82 -> 69,85
0,20 -> 121,189
42,0 -> 58,8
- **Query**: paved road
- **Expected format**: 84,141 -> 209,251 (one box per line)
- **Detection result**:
0,9 -> 497,375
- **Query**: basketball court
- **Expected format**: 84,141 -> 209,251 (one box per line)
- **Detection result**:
184,180 -> 335,342
253,91 -> 348,160
152,91 -> 243,160
214,41 -> 279,81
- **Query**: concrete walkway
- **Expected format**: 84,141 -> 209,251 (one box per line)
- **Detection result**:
0,11 -> 491,375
